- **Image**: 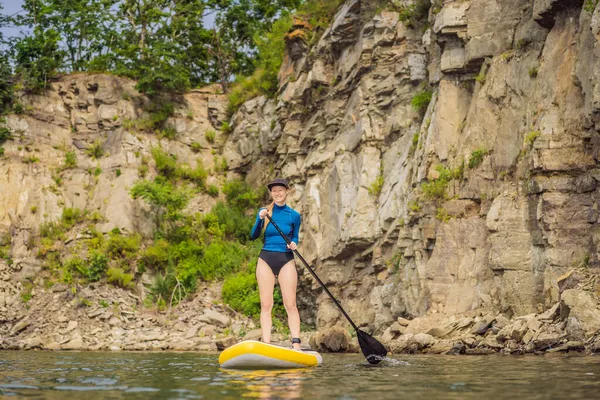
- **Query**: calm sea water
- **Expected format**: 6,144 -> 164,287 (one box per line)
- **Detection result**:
1,351 -> 599,399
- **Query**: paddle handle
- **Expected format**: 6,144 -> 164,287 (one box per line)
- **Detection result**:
265,213 -> 360,332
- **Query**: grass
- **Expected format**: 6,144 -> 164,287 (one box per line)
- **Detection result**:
64,151 -> 77,169
528,66 -> 538,78
584,0 -> 598,13
191,142 -> 202,153
368,174 -> 384,197
524,131 -> 540,147
205,130 -> 216,144
475,72 -> 486,84
86,141 -> 104,159
468,148 -> 488,169
409,132 -> 420,156
436,208 -> 451,223
421,164 -> 463,201
23,156 -> 40,164
411,90 -> 432,114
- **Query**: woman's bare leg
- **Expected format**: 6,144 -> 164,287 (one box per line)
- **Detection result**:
278,261 -> 301,349
256,258 -> 275,343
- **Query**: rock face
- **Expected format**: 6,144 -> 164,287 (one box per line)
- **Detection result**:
2,0 -> 600,353
222,0 -> 600,343
0,74 -> 227,323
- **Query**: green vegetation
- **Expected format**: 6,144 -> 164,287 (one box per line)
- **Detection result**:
23,155 -> 40,163
524,131 -> 540,147
436,207 -> 451,223
207,184 -> 220,197
409,132 -> 420,156
386,252 -> 403,274
64,151 -> 77,169
150,147 -> 207,189
0,1 -> 312,96
205,130 -> 216,144
516,38 -> 530,50
475,72 -> 486,84
227,15 -> 293,114
585,0 -> 599,13
421,164 -> 463,202
0,233 -> 11,263
468,148 -> 489,169
191,142 -> 202,153
368,175 -> 384,197
411,89 -> 432,114
528,66 -> 538,78
86,140 -> 104,159
393,0 -> 431,29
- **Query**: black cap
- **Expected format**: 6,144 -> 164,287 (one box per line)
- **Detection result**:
267,178 -> 289,191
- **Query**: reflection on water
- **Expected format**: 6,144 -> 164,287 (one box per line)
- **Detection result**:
1,351 -> 600,399
223,368 -> 307,399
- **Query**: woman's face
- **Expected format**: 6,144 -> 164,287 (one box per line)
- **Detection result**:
270,186 -> 288,203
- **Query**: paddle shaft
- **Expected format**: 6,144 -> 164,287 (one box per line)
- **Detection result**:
264,213 -> 360,332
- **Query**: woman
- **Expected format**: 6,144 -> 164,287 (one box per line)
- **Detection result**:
250,178 -> 302,350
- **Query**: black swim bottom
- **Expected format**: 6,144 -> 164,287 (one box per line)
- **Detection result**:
259,250 -> 294,277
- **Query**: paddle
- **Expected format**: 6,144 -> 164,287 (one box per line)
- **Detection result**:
265,213 -> 388,364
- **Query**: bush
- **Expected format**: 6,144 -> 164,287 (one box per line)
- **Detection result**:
63,256 -> 89,279
227,15 -> 293,114
139,239 -> 171,272
584,0 -> 598,13
368,175 -> 384,196
107,267 -> 134,289
222,270 -> 285,320
0,126 -> 11,145
159,126 -> 178,140
222,179 -> 264,211
151,147 -> 177,178
86,140 -> 104,159
64,151 -> 77,169
524,131 -> 540,147
104,232 -> 141,263
88,251 -> 108,281
396,0 -> 431,28
206,201 -> 256,242
205,130 -> 216,143
40,221 -> 64,240
177,162 -> 207,188
468,148 -> 488,169
61,208 -> 84,229
190,142 -> 202,153
131,177 -> 190,222
411,89 -> 432,114
421,165 -> 462,201
222,271 -> 261,318
207,184 -> 219,197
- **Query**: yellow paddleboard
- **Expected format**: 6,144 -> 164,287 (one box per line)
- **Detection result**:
219,340 -> 322,369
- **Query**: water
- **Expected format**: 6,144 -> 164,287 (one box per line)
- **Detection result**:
1,351 -> 599,399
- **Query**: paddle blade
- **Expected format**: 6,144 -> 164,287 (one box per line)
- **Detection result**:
357,329 -> 387,365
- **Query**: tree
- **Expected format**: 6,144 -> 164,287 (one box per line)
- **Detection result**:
15,0 -> 118,72
205,0 -> 302,90
13,26 -> 64,93
0,5 -> 13,113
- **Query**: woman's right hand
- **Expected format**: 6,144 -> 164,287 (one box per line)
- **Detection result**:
259,208 -> 268,220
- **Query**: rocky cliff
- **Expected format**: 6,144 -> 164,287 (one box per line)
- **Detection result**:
2,0 -> 600,355
222,0 -> 600,353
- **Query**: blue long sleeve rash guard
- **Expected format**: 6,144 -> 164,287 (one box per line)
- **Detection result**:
250,203 -> 301,252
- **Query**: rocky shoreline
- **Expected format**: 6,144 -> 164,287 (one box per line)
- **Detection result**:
2,279 -> 599,357
384,288 -> 600,356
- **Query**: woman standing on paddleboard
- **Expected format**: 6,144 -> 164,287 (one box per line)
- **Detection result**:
250,178 -> 302,350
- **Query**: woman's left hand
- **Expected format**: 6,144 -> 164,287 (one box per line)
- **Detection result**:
287,242 -> 297,251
